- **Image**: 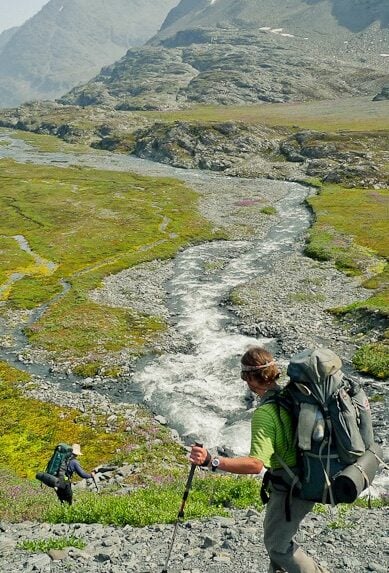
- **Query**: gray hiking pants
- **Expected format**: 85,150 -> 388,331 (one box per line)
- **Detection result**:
263,486 -> 330,573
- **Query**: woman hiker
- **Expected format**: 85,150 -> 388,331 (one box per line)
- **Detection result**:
56,443 -> 96,505
190,346 -> 330,573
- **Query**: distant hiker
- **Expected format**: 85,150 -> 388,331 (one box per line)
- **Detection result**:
191,346 -> 337,573
55,443 -> 96,505
36,442 -> 97,504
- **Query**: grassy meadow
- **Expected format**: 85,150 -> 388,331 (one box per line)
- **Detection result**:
305,183 -> 388,379
0,361 -> 187,481
0,357 -> 263,526
7,129 -> 91,153
139,96 -> 389,132
0,157 -> 221,365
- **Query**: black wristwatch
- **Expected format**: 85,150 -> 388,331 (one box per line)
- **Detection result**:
211,458 -> 220,472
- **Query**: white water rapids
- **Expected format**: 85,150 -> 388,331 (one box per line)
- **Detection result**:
133,183 -> 311,454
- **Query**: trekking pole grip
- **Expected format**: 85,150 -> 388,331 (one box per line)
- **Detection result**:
185,441 -> 203,486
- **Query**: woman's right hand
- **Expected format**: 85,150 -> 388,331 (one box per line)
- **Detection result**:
189,444 -> 210,466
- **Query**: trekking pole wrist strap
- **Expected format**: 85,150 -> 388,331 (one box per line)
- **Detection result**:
201,450 -> 212,467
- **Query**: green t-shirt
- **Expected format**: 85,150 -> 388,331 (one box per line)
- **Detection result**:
250,402 -> 297,469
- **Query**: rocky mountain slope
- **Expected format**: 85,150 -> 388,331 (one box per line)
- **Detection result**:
60,29 -> 389,110
159,0 -> 389,46
0,27 -> 18,51
61,0 -> 389,110
0,0 -> 179,108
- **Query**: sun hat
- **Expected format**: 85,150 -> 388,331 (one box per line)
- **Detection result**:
72,443 -> 83,456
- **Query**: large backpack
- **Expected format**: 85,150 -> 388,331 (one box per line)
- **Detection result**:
46,443 -> 73,478
36,443 -> 73,489
260,348 -> 382,515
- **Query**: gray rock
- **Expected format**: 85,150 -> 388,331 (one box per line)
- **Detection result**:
0,537 -> 17,554
47,548 -> 68,561
373,85 -> 389,101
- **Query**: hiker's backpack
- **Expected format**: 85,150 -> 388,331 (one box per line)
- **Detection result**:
45,443 -> 73,478
261,348 -> 382,512
36,443 -> 73,489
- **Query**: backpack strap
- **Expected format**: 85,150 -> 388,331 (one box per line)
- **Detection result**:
260,470 -> 294,520
260,461 -> 302,522
318,435 -> 336,506
259,389 -> 303,522
274,454 -> 302,521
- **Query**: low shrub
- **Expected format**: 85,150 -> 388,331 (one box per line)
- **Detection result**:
18,536 -> 86,553
44,475 -> 262,527
352,342 -> 389,380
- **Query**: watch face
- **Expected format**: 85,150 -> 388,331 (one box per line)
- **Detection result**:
211,458 -> 220,469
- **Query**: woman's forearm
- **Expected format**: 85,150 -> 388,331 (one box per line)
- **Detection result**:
217,455 -> 263,474
189,446 -> 264,474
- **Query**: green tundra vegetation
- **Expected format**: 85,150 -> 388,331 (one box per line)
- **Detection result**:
305,184 -> 388,379
1,461 -> 386,526
141,96 -> 389,132
0,158 -> 221,366
17,537 -> 86,553
9,129 -> 90,153
0,360 -> 264,525
0,361 -> 187,481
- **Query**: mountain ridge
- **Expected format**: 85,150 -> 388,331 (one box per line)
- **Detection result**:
0,0 -> 179,108
158,0 -> 389,37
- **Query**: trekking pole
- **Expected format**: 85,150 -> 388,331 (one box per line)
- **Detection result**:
161,442 -> 203,573
92,474 -> 99,493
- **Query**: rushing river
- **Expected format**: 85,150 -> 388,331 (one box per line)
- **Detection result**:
133,183 -> 310,453
0,131 -> 310,454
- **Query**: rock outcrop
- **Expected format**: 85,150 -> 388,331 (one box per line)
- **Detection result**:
373,85 -> 389,100
61,26 -> 389,110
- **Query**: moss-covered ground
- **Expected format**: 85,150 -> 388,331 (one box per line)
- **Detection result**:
0,159 -> 221,363
7,129 -> 90,153
140,96 -> 389,132
305,183 -> 389,379
0,361 -> 188,480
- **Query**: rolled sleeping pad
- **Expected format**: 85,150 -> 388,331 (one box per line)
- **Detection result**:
333,443 -> 383,503
36,472 -> 60,489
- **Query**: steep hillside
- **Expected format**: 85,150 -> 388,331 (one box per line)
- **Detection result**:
61,0 -> 389,110
0,27 -> 18,52
0,0 -> 179,108
159,0 -> 389,44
